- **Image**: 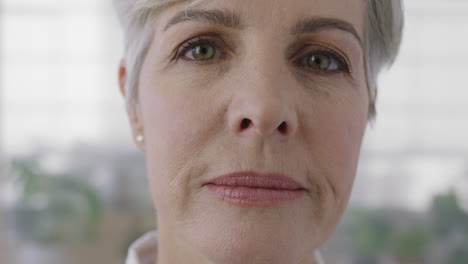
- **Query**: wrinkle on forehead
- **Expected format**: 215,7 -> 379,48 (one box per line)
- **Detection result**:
178,0 -> 366,38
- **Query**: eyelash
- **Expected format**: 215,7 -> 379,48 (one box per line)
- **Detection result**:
297,46 -> 351,74
174,37 -> 224,62
174,37 -> 351,74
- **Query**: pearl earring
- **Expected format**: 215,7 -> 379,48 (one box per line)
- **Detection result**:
136,135 -> 144,143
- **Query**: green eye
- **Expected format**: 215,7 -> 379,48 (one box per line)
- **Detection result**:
306,53 -> 339,71
190,44 -> 216,60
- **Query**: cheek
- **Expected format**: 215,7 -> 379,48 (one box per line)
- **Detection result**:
314,106 -> 367,203
137,75 -> 222,213
140,94 -> 193,211
304,106 -> 367,245
137,61 -> 231,173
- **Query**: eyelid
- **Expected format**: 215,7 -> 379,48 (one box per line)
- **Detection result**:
173,34 -> 231,62
173,34 -> 352,74
293,43 -> 352,74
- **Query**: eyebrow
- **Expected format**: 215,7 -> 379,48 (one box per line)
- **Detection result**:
291,17 -> 363,48
164,9 -> 362,48
164,9 -> 244,31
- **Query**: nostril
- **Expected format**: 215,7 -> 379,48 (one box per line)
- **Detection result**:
240,118 -> 251,130
278,121 -> 288,134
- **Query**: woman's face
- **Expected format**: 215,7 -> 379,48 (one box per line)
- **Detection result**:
123,0 -> 368,263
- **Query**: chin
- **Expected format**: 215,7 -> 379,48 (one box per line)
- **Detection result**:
184,216 -> 318,264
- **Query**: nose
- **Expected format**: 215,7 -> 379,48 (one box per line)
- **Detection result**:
227,60 -> 298,140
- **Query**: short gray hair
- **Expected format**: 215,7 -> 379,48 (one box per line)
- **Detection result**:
114,0 -> 404,120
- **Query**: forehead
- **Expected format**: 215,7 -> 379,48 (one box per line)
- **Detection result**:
158,0 -> 366,39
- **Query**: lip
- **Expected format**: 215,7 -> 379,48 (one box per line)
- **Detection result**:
203,171 -> 307,207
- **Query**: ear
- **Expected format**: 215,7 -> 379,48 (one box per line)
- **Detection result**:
119,59 -> 146,152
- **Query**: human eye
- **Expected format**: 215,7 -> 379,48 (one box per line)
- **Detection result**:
174,37 -> 225,62
296,45 -> 351,74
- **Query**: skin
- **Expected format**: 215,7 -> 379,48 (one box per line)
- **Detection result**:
119,0 -> 370,263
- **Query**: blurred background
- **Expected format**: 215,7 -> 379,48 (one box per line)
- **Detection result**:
0,0 -> 467,263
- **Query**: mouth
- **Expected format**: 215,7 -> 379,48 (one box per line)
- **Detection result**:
203,171 -> 307,207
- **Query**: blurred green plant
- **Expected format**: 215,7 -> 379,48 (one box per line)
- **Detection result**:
338,189 -> 468,264
447,246 -> 468,264
390,225 -> 431,262
8,159 -> 102,244
431,190 -> 468,238
344,208 -> 394,263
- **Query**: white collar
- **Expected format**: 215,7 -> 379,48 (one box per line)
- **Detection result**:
125,230 -> 325,264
